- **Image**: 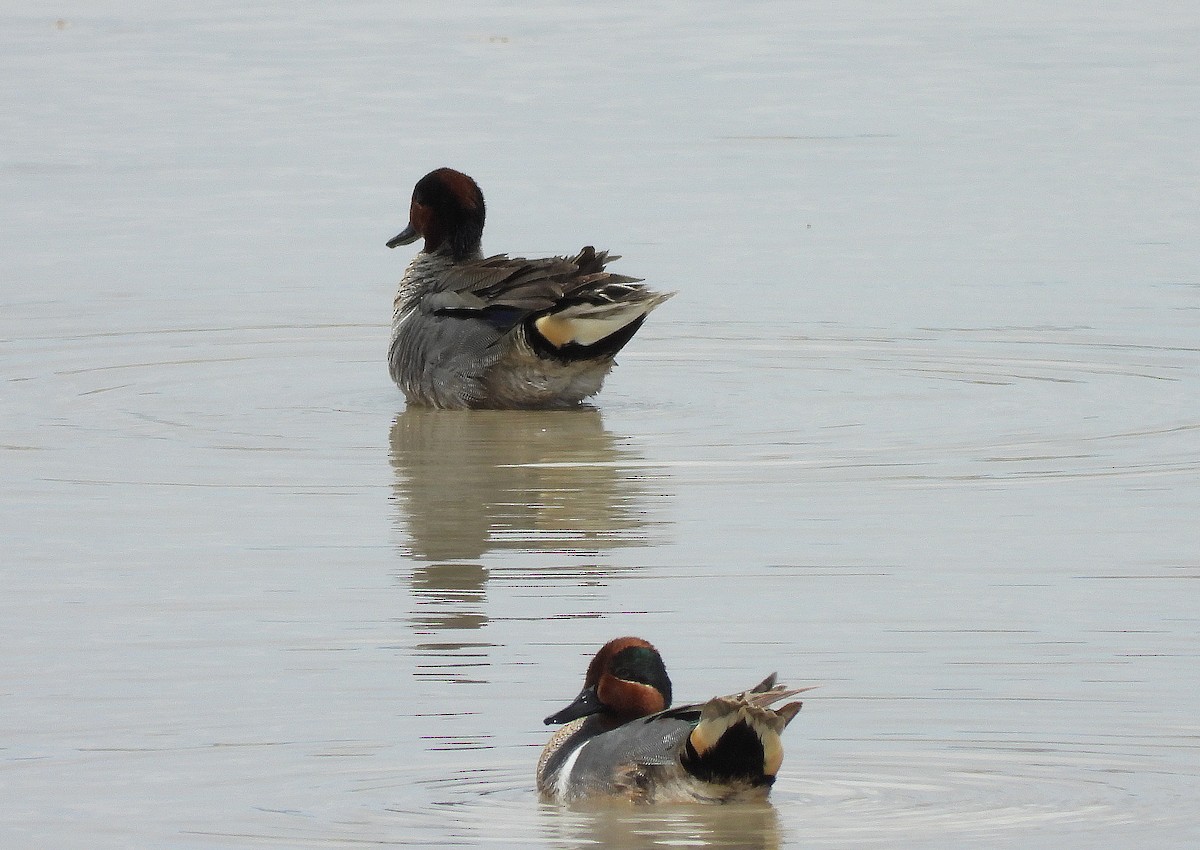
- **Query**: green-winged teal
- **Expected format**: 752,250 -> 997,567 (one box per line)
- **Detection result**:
386,168 -> 673,409
537,637 -> 811,803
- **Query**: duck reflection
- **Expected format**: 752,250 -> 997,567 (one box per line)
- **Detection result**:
389,408 -> 667,682
390,408 -> 657,562
539,800 -> 783,850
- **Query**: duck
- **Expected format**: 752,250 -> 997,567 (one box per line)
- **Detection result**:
385,168 -> 674,409
537,637 -> 811,804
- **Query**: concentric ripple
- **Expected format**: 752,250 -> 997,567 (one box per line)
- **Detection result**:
174,739 -> 1198,849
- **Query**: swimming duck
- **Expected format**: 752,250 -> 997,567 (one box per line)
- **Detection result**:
537,637 -> 810,803
386,168 -> 673,409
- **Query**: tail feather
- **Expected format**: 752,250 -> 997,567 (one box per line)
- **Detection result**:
681,679 -> 815,786
522,245 -> 674,352
533,294 -> 671,348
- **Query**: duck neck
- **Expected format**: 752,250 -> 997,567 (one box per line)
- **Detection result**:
394,250 -> 474,314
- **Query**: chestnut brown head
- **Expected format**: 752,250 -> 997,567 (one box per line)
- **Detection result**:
544,637 -> 672,726
386,167 -> 486,261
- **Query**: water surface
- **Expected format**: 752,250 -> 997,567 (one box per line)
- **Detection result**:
3,2 -> 1198,847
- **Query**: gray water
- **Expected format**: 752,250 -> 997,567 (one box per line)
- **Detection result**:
3,2 -> 1198,847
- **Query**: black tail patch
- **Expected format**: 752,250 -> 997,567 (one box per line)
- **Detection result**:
680,720 -> 774,787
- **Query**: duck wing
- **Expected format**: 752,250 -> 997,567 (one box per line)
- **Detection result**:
429,248 -> 646,317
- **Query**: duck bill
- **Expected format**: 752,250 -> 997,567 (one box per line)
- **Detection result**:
544,685 -> 603,725
386,223 -> 419,248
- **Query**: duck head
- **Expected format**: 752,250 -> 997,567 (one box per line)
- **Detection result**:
544,637 -> 673,726
387,167 -> 486,261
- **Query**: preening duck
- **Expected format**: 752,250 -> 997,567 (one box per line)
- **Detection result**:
537,637 -> 811,803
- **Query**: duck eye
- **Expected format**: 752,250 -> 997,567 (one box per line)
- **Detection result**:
611,647 -> 659,683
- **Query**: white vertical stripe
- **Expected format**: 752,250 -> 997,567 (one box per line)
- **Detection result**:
553,739 -> 590,800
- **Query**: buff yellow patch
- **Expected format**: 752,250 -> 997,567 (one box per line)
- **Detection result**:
761,731 -> 784,776
533,315 -> 574,348
689,699 -> 742,755
535,309 -> 648,347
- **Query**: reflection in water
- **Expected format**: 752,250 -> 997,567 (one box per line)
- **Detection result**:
389,408 -> 668,683
539,801 -> 782,850
408,563 -> 489,633
390,408 -> 659,560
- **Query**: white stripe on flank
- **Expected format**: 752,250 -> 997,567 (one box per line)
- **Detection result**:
553,739 -> 589,800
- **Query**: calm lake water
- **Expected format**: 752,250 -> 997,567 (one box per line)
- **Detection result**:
3,2 -> 1198,847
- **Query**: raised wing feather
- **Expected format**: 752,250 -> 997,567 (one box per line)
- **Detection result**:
431,248 -> 649,316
